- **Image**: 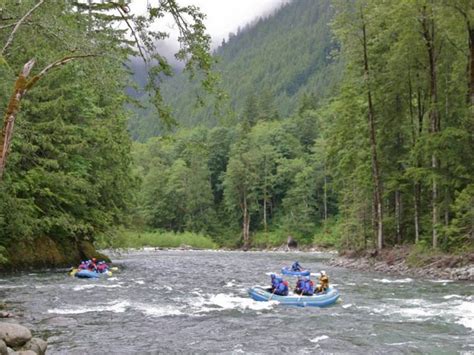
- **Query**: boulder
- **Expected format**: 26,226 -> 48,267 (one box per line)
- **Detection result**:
16,351 -> 36,355
0,340 -> 7,355
287,236 -> 297,249
0,324 -> 31,348
21,338 -> 47,355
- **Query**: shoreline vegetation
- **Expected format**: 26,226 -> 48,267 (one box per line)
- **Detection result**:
96,229 -> 473,282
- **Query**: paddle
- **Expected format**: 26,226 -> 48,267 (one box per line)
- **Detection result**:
268,286 -> 277,301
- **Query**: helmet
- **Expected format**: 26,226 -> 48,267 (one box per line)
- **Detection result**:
320,270 -> 326,276
92,258 -> 97,262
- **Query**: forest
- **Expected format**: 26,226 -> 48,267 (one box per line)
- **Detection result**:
0,0 -> 473,269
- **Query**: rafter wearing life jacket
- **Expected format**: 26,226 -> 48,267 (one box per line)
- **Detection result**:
291,261 -> 302,272
295,276 -> 314,296
270,274 -> 289,296
316,270 -> 329,293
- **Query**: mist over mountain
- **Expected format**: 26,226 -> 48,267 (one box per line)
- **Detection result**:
129,0 -> 340,141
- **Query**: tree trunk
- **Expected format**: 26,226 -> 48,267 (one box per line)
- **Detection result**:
395,189 -> 402,245
362,14 -> 384,250
469,26 -> 473,107
263,196 -> 267,233
323,172 -> 328,221
242,192 -> 250,249
421,6 -> 440,248
0,60 -> 35,179
409,75 -> 422,244
414,184 -> 420,244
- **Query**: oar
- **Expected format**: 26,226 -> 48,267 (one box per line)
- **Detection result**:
268,287 -> 277,301
297,289 -> 305,302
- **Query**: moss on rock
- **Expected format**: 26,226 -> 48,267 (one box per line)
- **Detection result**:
0,236 -> 110,271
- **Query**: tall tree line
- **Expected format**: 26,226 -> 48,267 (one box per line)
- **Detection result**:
134,0 -> 473,253
0,0 -> 216,266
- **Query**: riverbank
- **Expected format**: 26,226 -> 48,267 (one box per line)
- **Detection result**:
0,237 -> 109,272
329,246 -> 474,281
0,322 -> 47,354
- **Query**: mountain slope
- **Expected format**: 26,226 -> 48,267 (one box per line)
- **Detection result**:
130,0 -> 341,140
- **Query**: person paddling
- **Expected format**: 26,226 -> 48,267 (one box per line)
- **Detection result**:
269,274 -> 289,296
291,261 -> 303,272
294,276 -> 314,296
315,270 -> 329,293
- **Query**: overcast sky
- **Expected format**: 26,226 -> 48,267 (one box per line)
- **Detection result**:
131,0 -> 291,49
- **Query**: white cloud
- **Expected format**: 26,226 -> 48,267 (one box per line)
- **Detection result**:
131,0 -> 290,48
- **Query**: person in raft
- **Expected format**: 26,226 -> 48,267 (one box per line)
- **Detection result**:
315,270 -> 329,293
96,261 -> 109,273
291,261 -> 303,272
270,274 -> 289,296
87,258 -> 98,272
294,276 -> 314,296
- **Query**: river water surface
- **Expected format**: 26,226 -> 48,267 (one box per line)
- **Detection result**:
1,250 -> 473,354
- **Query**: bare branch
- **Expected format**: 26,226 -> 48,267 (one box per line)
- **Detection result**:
1,0 -> 45,56
26,54 -> 97,89
115,5 -> 147,64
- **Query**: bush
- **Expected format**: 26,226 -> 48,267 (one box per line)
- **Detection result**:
251,230 -> 288,248
95,228 -> 218,250
312,217 -> 342,249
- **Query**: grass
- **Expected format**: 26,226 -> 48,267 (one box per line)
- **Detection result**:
96,229 -> 218,250
312,217 -> 341,249
251,230 -> 289,249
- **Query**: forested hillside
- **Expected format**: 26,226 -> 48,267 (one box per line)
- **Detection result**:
0,0 -> 214,269
129,0 -> 342,141
131,0 -> 473,255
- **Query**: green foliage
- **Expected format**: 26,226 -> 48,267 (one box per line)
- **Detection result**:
129,0 -> 342,140
98,229 -> 217,250
0,0 -> 218,266
312,217 -> 342,249
251,231 -> 288,249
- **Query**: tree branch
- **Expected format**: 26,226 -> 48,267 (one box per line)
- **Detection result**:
1,0 -> 45,56
115,4 -> 148,64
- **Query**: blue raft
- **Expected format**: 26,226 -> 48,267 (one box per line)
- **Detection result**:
248,286 -> 339,307
281,267 -> 310,276
75,270 -> 105,279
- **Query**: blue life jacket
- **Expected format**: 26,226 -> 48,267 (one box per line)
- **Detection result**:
296,278 -> 305,290
303,279 -> 314,295
271,275 -> 282,289
291,262 -> 302,271
274,281 -> 289,296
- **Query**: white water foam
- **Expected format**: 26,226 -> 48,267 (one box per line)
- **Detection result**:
48,300 -> 130,315
342,303 -> 353,309
310,335 -> 329,343
455,301 -> 474,330
224,280 -> 237,288
444,295 -> 464,300
429,280 -> 454,284
73,284 -> 122,291
187,292 -> 277,313
134,303 -> 183,317
134,280 -> 145,285
362,296 -> 474,331
373,278 -> 413,284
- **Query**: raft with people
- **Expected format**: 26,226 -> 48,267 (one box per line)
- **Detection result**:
249,268 -> 338,307
248,285 -> 339,307
281,261 -> 310,276
69,258 -> 114,278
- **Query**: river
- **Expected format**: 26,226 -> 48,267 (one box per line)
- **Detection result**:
1,250 -> 473,354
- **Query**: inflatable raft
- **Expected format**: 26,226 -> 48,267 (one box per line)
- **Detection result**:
281,267 -> 310,276
71,269 -> 111,278
248,286 -> 339,307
